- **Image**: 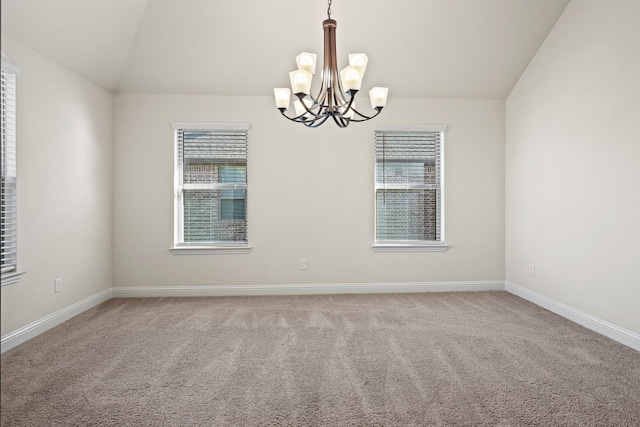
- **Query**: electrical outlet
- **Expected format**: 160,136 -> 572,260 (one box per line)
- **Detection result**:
300,259 -> 307,270
54,278 -> 63,293
528,264 -> 535,277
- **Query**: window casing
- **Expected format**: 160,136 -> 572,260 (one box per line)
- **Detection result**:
1,53 -> 24,284
171,122 -> 250,254
374,125 -> 448,251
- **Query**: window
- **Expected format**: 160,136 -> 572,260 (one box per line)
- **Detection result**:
171,122 -> 250,254
373,125 -> 448,251
1,53 -> 24,285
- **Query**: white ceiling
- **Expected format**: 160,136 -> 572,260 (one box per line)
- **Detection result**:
1,0 -> 570,98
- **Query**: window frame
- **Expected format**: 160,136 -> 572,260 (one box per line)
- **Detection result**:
1,53 -> 26,285
170,122 -> 251,255
372,124 -> 449,252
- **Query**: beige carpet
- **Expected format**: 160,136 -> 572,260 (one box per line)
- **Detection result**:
1,291 -> 639,426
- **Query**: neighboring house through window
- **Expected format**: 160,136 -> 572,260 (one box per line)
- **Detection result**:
1,52 -> 25,285
171,122 -> 250,254
219,166 -> 247,221
373,125 -> 448,251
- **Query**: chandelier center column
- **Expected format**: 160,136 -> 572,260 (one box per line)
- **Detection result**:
322,19 -> 345,111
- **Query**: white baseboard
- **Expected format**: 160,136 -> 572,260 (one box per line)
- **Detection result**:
111,280 -> 506,298
4,281 -> 637,354
505,281 -> 640,352
1,288 -> 113,354
1,282 -> 500,354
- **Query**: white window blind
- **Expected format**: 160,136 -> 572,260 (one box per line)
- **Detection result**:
375,126 -> 446,246
1,54 -> 20,277
173,123 -> 249,248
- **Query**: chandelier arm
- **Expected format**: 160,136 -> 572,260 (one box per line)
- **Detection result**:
332,73 -> 349,107
314,87 -> 328,109
288,110 -> 331,128
298,95 -> 326,118
305,114 -> 332,128
280,104 -> 333,127
306,93 -> 320,108
279,109 -> 323,124
338,90 -> 357,114
315,60 -> 330,107
331,114 -> 350,128
279,109 -> 306,123
346,107 -> 384,122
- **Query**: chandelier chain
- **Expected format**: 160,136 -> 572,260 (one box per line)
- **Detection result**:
327,0 -> 332,19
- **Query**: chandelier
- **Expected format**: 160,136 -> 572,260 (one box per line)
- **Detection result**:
273,0 -> 388,128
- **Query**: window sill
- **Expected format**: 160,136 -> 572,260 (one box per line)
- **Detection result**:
372,243 -> 449,252
170,246 -> 252,255
1,270 -> 27,286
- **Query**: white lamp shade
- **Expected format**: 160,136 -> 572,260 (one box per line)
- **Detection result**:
348,53 -> 368,77
289,69 -> 313,95
274,88 -> 291,109
296,52 -> 317,74
369,87 -> 388,108
340,66 -> 362,91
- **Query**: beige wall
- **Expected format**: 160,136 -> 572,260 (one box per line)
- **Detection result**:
113,94 -> 505,288
0,37 -> 112,335
506,0 -> 640,333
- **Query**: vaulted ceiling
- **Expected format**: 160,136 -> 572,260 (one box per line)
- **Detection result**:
1,0 -> 570,98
